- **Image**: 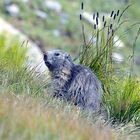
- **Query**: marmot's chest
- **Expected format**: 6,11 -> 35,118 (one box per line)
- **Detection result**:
52,69 -> 75,98
52,74 -> 71,92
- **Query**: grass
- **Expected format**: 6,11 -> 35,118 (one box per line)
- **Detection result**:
0,0 -> 140,61
103,77 -> 140,124
0,1 -> 140,139
0,24 -> 140,140
0,33 -> 119,140
79,5 -> 140,126
0,92 -> 119,140
0,33 -> 47,95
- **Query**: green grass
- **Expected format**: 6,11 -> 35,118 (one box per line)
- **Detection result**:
0,1 -> 140,139
0,0 -> 140,59
0,33 -> 118,140
103,77 -> 140,124
0,33 -> 47,95
79,7 -> 140,125
0,25 -> 140,140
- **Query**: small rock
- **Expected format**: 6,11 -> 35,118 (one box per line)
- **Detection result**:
112,52 -> 124,63
0,17 -> 47,73
45,0 -> 62,13
35,10 -> 47,19
0,18 -> 19,34
114,36 -> 125,48
52,29 -> 61,37
60,12 -> 69,24
6,4 -> 20,17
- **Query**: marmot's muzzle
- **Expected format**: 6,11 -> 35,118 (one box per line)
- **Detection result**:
43,54 -> 53,70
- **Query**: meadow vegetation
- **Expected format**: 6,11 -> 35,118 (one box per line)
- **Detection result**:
0,18 -> 140,140
79,5 -> 140,126
0,33 -> 118,140
0,1 -> 140,140
1,0 -> 140,60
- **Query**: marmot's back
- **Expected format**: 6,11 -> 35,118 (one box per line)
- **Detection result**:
68,64 -> 102,112
43,50 -> 103,112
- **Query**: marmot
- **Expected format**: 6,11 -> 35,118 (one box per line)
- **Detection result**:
43,50 -> 103,112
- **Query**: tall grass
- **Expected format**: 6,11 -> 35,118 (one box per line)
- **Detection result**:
0,34 -> 121,139
0,2 -> 140,139
0,33 -> 47,95
104,77 -> 140,124
79,3 -> 140,125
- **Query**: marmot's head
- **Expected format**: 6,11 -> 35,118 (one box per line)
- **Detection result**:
43,50 -> 74,72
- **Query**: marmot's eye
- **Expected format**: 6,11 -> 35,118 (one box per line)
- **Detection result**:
54,53 -> 60,56
65,54 -> 70,59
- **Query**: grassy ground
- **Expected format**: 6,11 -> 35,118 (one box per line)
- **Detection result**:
0,0 -> 140,139
0,33 -> 118,140
0,93 -> 116,140
0,29 -> 140,140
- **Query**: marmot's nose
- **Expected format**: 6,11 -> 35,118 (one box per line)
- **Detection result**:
44,54 -> 48,61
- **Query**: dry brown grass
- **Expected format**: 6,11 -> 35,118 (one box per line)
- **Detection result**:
0,92 -> 121,140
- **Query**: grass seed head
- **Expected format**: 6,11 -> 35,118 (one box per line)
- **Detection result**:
110,11 -> 114,17
93,13 -> 95,20
81,2 -> 84,10
117,10 -> 120,16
